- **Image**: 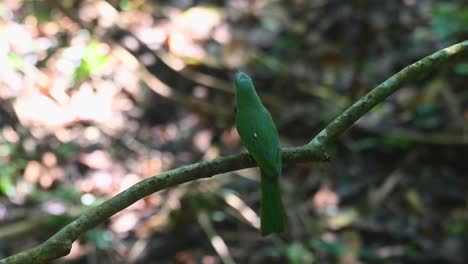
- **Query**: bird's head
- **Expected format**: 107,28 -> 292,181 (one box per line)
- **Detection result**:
235,72 -> 253,90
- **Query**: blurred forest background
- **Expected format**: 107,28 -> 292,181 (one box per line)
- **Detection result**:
1,0 -> 468,263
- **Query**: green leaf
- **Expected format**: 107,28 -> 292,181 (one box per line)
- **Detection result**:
260,55 -> 283,72
87,228 -> 114,249
350,137 -> 379,151
0,173 -> 15,197
412,104 -> 441,130
310,239 -> 348,256
286,243 -> 315,264
7,53 -> 23,70
432,3 -> 468,41
382,136 -> 412,150
73,42 -> 109,82
30,187 -> 81,204
57,142 -> 76,158
119,0 -> 131,11
455,62 -> 468,75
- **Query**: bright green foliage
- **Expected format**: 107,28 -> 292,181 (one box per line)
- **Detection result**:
0,171 -> 15,197
235,72 -> 286,236
432,3 -> 468,42
73,42 -> 109,83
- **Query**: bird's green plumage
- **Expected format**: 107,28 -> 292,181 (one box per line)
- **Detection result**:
235,72 -> 286,236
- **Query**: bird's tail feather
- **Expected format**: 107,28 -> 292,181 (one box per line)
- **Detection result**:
260,170 -> 287,236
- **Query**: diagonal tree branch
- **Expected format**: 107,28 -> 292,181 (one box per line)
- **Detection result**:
311,40 -> 468,147
2,41 -> 468,264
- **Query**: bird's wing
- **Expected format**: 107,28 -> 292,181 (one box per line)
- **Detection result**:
238,108 -> 282,177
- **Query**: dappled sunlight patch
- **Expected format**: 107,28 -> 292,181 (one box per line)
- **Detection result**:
79,150 -> 113,170
110,211 -> 139,234
326,209 -> 359,230
41,152 -> 57,167
42,200 -> 67,215
39,166 -> 64,189
70,83 -> 112,123
312,185 -> 340,213
61,241 -> 88,261
23,160 -> 44,184
169,32 -> 206,61
220,127 -> 240,146
12,78 -> 130,134
203,147 -> 220,161
165,5 -> 235,67
13,90 -> 75,128
193,129 -> 213,152
141,157 -> 164,178
22,154 -> 64,190
119,173 -> 142,192
78,170 -> 114,195
223,191 -> 260,229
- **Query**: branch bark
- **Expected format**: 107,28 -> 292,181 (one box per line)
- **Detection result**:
311,40 -> 468,146
2,40 -> 468,263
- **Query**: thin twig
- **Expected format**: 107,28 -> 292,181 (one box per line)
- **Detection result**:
197,210 -> 236,264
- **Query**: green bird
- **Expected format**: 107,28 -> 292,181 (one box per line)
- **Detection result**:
235,72 -> 287,236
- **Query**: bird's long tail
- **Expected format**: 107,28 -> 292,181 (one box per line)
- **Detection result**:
260,170 -> 287,236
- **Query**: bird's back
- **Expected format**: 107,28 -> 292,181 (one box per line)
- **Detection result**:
236,106 -> 282,177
